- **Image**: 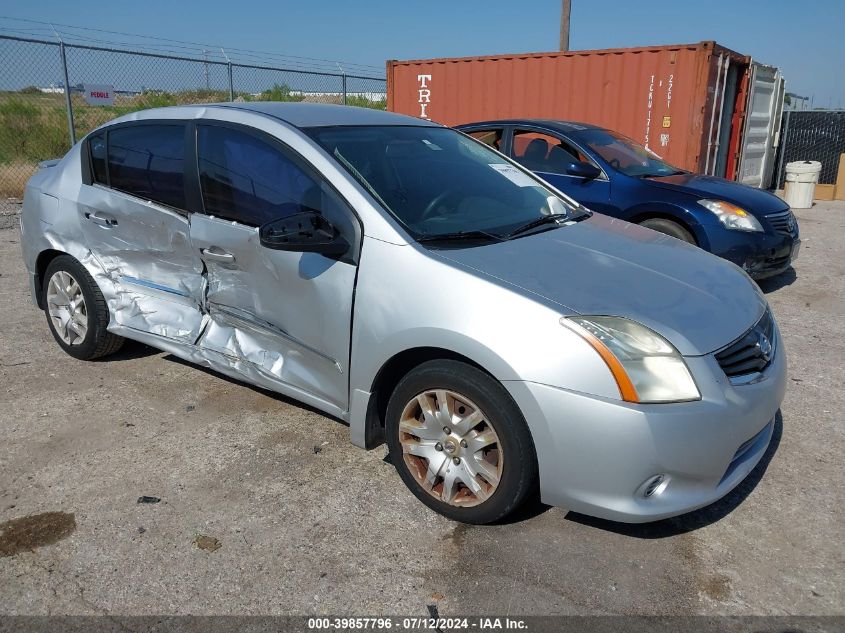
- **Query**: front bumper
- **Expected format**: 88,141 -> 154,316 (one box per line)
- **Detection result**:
708,225 -> 799,280
505,329 -> 787,523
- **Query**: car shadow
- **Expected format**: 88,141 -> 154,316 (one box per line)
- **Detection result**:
562,410 -> 783,538
494,487 -> 553,524
92,339 -> 160,362
757,267 -> 797,293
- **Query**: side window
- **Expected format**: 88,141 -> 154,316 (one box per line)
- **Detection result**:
107,124 -> 186,209
197,125 -> 353,233
467,128 -> 503,151
512,130 -> 599,176
88,132 -> 108,184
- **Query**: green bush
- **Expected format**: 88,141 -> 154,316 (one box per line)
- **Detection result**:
345,94 -> 387,110
257,84 -> 304,102
0,98 -> 70,163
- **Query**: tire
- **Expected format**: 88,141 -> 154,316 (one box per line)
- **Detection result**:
42,255 -> 124,360
639,218 -> 696,245
385,359 -> 538,524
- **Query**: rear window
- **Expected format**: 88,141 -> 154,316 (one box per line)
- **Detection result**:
106,124 -> 186,209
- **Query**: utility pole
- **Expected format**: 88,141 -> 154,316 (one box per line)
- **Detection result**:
559,0 -> 571,52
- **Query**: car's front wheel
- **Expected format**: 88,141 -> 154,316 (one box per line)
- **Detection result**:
639,217 -> 696,245
42,255 -> 124,360
386,360 -> 537,524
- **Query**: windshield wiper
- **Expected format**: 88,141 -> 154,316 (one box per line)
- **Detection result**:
505,213 -> 571,238
637,170 -> 686,178
417,229 -> 504,245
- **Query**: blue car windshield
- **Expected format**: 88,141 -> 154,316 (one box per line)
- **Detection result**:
307,126 -> 583,240
578,129 -> 684,178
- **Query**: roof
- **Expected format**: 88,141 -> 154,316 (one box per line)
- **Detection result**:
207,102 -> 438,128
455,119 -> 604,133
387,41 -> 747,66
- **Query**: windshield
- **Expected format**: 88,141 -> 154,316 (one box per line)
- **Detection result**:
577,129 -> 684,178
307,126 -> 583,240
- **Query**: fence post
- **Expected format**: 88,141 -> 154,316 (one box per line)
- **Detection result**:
228,62 -> 234,101
59,41 -> 76,145
775,109 -> 792,190
342,73 -> 348,105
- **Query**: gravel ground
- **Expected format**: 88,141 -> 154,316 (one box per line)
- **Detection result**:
0,199 -> 23,231
0,201 -> 842,616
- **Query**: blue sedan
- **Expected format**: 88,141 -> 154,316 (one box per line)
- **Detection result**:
456,120 -> 800,279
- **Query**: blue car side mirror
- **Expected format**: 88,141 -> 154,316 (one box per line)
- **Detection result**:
566,161 -> 602,180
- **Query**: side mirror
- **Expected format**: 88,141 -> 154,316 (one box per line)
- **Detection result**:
259,212 -> 349,257
566,161 -> 602,180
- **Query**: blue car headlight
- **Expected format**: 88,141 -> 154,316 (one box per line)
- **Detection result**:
699,199 -> 763,232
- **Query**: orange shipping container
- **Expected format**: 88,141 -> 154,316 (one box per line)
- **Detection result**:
387,42 -> 783,184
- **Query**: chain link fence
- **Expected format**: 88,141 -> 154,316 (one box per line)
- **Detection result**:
0,34 -> 386,199
774,110 -> 845,188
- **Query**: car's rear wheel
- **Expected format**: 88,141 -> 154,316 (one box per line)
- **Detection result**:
386,359 -> 537,524
42,255 -> 124,360
639,218 -> 696,245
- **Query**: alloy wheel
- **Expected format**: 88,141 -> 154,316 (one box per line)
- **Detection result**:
398,389 -> 503,507
46,270 -> 88,346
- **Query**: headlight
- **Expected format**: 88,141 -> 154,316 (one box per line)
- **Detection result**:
699,199 -> 763,232
561,316 -> 700,403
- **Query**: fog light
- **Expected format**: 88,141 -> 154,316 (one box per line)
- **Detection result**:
640,474 -> 669,498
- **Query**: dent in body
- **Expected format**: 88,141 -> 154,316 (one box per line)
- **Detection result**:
190,213 -> 353,410
21,143 -> 348,418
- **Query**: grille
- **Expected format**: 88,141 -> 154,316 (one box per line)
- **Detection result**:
765,208 -> 797,236
714,309 -> 776,378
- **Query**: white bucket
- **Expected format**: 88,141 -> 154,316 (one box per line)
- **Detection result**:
783,160 -> 822,209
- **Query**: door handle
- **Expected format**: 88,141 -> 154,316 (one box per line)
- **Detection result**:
201,247 -> 235,264
85,211 -> 118,227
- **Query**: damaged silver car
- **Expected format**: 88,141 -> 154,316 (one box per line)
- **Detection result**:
20,103 -> 785,524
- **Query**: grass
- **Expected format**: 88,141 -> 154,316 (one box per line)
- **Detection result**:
0,85 -> 386,198
0,161 -> 37,198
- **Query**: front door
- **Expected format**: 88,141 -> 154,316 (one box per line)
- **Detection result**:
77,123 -> 205,342
510,129 -> 615,215
188,123 -> 359,412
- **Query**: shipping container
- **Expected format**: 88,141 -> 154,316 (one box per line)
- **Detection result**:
387,42 -> 784,186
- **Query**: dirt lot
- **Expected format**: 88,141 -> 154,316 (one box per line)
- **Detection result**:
0,202 -> 842,616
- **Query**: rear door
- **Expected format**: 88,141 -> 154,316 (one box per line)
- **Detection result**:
510,128 -> 614,214
188,123 -> 360,413
737,64 -> 785,188
76,123 -> 205,342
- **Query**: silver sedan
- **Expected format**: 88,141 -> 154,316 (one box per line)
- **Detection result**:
19,103 -> 785,524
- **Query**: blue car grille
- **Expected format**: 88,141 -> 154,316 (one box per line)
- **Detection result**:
714,308 -> 776,378
765,208 -> 797,235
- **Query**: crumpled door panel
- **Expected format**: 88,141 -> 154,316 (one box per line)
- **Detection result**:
197,306 -> 339,403
189,213 -> 355,412
108,276 -> 206,342
75,185 -> 206,343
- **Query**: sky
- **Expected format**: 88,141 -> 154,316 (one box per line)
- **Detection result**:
2,0 -> 844,106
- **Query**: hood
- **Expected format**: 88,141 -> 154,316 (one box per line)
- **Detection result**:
433,214 -> 766,356
644,173 -> 788,217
